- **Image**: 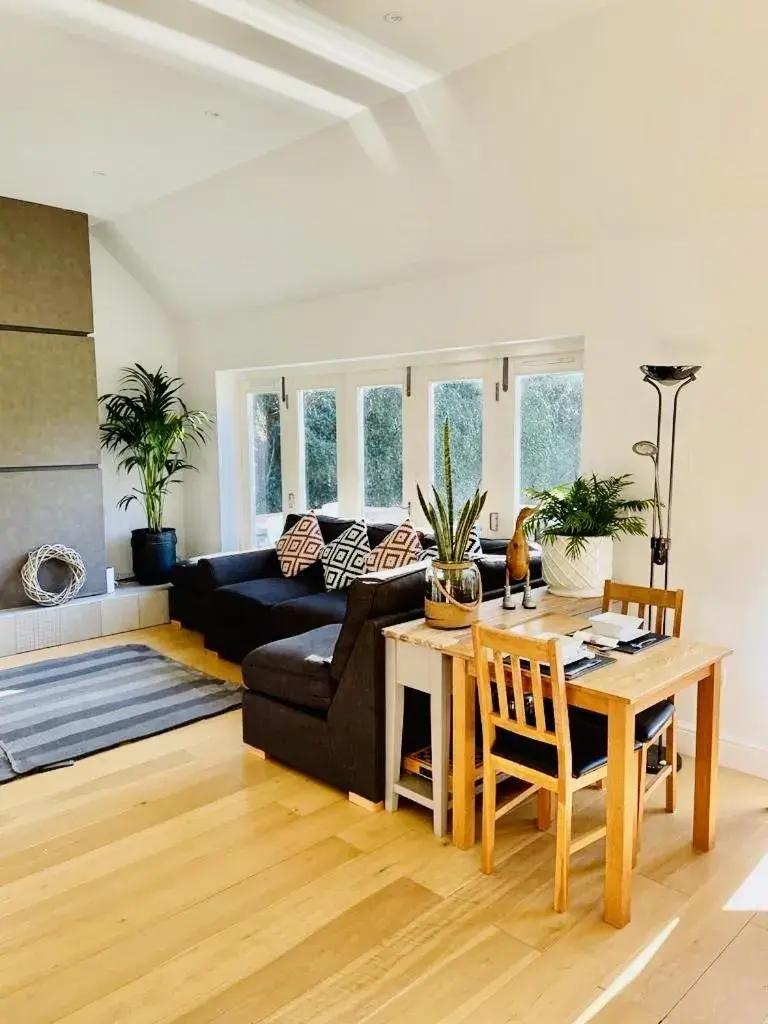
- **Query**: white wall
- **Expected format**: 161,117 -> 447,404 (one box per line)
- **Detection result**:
177,0 -> 768,776
91,236 -> 185,577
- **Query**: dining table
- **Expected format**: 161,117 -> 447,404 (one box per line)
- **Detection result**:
383,593 -> 732,928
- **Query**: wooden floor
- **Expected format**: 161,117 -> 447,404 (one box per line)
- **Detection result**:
1,625 -> 767,1024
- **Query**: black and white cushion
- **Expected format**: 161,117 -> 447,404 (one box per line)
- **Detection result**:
321,521 -> 371,591
422,525 -> 483,562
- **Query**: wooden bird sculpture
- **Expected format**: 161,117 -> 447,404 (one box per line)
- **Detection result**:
506,506 -> 536,582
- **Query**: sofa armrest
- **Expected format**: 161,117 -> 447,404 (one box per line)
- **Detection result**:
199,548 -> 282,590
330,565 -> 426,682
328,606 -> 424,802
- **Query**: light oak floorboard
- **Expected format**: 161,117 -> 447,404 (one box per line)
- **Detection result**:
0,625 -> 766,1024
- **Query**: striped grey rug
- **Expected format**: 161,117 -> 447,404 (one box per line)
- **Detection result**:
0,644 -> 241,783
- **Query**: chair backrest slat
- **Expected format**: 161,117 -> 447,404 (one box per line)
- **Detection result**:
510,654 -> 526,724
493,651 -> 509,720
472,623 -> 572,778
530,660 -> 547,734
602,580 -> 684,638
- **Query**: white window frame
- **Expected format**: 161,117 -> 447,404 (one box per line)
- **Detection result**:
228,338 -> 583,549
349,367 -> 408,523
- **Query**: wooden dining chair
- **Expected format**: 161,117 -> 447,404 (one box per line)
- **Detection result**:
472,623 -> 610,913
602,581 -> 684,861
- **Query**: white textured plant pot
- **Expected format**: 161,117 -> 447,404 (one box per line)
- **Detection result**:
541,536 -> 614,598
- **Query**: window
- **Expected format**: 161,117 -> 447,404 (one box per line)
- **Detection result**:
232,343 -> 583,549
360,384 -> 403,522
250,392 -> 283,517
518,372 -> 583,496
431,378 -> 484,512
249,391 -> 283,545
300,388 -> 338,513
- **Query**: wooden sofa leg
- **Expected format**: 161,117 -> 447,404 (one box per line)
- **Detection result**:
349,793 -> 384,812
251,748 -> 268,760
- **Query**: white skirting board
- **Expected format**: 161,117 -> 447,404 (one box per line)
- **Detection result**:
677,721 -> 768,781
0,584 -> 169,657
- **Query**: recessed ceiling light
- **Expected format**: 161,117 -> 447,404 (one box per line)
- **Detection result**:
384,11 -> 404,24
92,170 -> 107,176
204,109 -> 221,118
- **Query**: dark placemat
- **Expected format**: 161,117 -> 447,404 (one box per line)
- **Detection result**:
516,654 -> 617,679
616,632 -> 670,655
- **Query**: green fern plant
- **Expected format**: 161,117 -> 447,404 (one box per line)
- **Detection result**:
417,419 -> 487,562
524,474 -> 654,558
99,364 -> 212,533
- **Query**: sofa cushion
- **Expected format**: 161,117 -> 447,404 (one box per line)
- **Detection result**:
368,519 -> 423,573
321,522 -> 371,591
276,512 -> 324,577
272,590 -> 349,638
283,512 -> 358,546
242,624 -> 342,711
215,576 -> 320,618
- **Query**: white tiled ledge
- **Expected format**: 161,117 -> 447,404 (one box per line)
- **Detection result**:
0,584 -> 170,657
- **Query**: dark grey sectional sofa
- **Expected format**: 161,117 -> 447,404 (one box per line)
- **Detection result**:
169,514 -> 544,802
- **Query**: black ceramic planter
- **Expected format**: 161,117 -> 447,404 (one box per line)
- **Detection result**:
131,528 -> 177,585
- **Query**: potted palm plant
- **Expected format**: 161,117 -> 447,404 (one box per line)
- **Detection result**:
99,364 -> 212,585
417,420 -> 487,629
524,474 -> 654,597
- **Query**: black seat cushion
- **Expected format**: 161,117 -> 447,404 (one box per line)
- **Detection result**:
271,591 -> 349,639
242,624 -> 342,711
215,576 -> 321,618
634,700 -> 675,744
491,702 -> 610,779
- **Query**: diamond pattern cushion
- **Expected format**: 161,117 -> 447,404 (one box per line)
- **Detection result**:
321,522 -> 371,591
422,524 -> 483,562
367,520 -> 423,573
276,513 -> 324,578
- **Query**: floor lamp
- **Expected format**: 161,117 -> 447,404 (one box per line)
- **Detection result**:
632,364 -> 701,590
633,364 -> 700,774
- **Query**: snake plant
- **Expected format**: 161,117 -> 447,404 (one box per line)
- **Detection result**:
417,419 -> 487,563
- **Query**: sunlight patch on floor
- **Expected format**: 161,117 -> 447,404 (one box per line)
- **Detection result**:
571,917 -> 680,1024
724,851 -> 768,911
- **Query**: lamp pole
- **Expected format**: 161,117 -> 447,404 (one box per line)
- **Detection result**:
636,365 -> 700,589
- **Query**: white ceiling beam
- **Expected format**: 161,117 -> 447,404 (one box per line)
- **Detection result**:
3,0 -> 364,118
189,0 -> 438,93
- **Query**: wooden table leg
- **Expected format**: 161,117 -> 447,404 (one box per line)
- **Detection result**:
693,661 -> 722,852
604,702 -> 636,928
451,656 -> 476,849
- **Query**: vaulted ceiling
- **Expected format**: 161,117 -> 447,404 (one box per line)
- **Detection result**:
0,0 -> 628,314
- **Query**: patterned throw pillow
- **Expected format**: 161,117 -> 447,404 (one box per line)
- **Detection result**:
422,525 -> 483,562
367,520 -> 423,573
322,521 -> 371,591
276,513 -> 324,577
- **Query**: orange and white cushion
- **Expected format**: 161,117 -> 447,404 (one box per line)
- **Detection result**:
367,520 -> 423,573
276,513 -> 324,577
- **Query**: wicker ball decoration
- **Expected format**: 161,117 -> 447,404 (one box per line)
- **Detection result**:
21,544 -> 86,607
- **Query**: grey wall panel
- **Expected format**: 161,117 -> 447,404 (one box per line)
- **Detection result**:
0,467 -> 107,608
0,197 -> 93,333
0,331 -> 100,468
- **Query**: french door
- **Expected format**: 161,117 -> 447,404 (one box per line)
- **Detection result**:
408,359 -> 512,537
238,347 -> 583,549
